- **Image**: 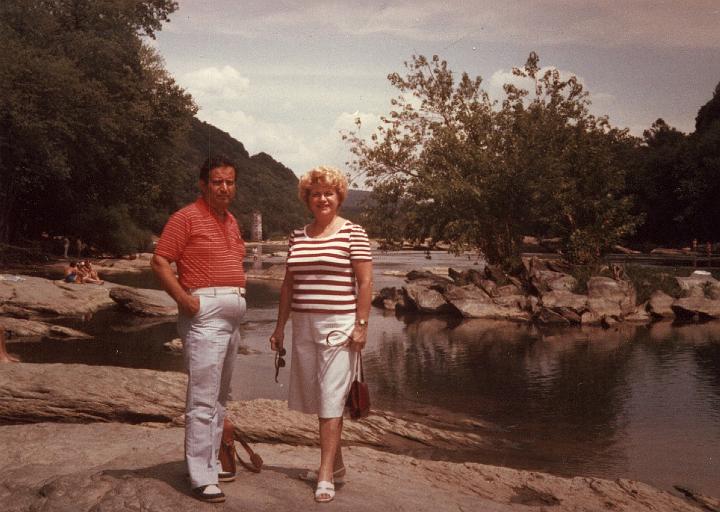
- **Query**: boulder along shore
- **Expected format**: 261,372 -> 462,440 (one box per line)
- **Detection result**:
373,257 -> 720,327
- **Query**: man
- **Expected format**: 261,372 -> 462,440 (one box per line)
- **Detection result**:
151,156 -> 247,503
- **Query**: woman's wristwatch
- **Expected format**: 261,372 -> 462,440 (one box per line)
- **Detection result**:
355,319 -> 368,327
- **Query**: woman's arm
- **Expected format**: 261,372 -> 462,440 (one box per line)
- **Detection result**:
269,269 -> 294,351
349,260 -> 373,352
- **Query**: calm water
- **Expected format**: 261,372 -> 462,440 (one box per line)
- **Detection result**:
10,252 -> 720,497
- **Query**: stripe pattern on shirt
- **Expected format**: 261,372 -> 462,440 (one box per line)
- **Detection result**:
154,198 -> 246,290
287,221 -> 372,314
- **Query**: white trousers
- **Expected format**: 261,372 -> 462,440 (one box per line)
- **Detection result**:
178,288 -> 246,489
288,312 -> 357,418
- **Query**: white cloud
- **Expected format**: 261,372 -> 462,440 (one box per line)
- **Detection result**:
196,108 -> 316,173
180,65 -> 250,102
167,1 -> 720,49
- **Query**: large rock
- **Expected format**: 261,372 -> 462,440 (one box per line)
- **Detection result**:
372,287 -> 409,311
448,268 -> 484,287
587,297 -> 622,319
535,307 -> 571,325
0,317 -> 91,341
442,284 -> 491,302
448,297 -> 530,322
624,304 -> 652,323
0,363 -> 489,453
647,290 -> 675,318
0,275 -> 115,319
587,277 -> 636,316
540,290 -> 588,312
524,256 -> 577,293
109,286 -> 178,316
403,283 -> 451,313
0,363 -> 186,424
0,423 -> 710,512
671,297 -> 720,321
675,271 -> 720,298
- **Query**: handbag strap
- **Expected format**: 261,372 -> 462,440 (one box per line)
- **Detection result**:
232,425 -> 263,472
354,352 -> 365,382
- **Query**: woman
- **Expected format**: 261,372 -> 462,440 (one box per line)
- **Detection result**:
270,166 -> 372,503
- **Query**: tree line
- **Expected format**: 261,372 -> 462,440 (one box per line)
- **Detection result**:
346,54 -> 720,268
0,0 -> 306,257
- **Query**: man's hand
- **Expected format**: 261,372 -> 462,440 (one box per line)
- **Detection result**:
177,293 -> 200,317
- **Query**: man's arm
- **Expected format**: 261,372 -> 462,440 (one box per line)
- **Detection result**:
150,254 -> 199,317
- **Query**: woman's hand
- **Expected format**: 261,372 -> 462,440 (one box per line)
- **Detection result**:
349,324 -> 367,352
270,327 -> 285,351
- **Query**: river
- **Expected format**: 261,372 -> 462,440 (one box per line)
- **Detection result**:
11,251 -> 720,498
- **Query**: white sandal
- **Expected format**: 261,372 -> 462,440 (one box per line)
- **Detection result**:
315,481 -> 335,503
299,466 -> 346,484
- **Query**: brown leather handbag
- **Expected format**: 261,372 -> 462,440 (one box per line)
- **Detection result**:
220,417 -> 264,473
346,354 -> 370,420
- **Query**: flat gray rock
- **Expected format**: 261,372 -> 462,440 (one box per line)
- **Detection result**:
0,317 -> 92,341
0,276 -> 114,319
672,297 -> 720,321
109,286 -> 178,316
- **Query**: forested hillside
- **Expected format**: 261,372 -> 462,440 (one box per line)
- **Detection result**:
0,0 -> 307,255
178,119 -> 307,239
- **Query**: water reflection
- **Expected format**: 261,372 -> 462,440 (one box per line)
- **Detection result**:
366,315 -> 720,496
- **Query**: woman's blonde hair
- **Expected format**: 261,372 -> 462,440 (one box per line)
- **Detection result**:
298,166 -> 348,206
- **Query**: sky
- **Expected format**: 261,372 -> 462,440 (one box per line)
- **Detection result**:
153,0 -> 720,177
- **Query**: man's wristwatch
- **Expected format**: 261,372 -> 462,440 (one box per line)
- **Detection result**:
356,319 -> 368,327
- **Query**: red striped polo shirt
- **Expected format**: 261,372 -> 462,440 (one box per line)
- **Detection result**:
155,197 -> 246,290
286,221 -> 372,314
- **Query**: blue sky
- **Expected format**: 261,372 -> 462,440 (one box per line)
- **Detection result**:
153,1 -> 720,176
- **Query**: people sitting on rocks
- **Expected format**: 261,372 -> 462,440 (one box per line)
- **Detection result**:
64,261 -> 80,283
0,330 -> 20,363
79,261 -> 104,285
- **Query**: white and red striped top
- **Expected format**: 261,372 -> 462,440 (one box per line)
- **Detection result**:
155,198 -> 246,290
287,221 -> 372,314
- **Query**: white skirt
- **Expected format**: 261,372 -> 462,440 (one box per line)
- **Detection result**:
288,312 -> 358,418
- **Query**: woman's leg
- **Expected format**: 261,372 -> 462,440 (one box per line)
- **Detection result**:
317,416 -> 343,502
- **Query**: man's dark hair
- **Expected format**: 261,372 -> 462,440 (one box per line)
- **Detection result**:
199,156 -> 237,183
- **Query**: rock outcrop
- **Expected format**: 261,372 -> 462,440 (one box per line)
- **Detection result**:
1,422 -> 713,512
0,275 -> 114,319
372,259 -> 720,327
0,363 -> 186,424
0,363 -> 490,452
0,317 -> 92,341
672,297 -> 720,321
109,287 -> 178,317
648,290 -> 675,318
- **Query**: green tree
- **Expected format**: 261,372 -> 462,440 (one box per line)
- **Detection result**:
680,82 -> 720,242
629,83 -> 720,246
627,119 -> 689,245
0,0 -> 195,253
347,53 -> 639,267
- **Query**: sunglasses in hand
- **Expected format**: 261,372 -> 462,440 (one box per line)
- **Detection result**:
274,347 -> 286,383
